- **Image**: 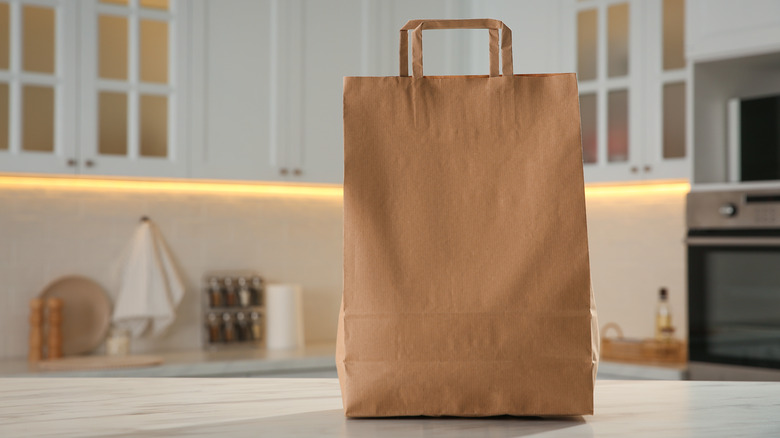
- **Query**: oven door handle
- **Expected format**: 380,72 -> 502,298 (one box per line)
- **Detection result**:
686,236 -> 780,246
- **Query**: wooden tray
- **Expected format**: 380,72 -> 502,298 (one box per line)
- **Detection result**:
601,337 -> 687,364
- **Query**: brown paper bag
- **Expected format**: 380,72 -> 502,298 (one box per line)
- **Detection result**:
337,19 -> 599,417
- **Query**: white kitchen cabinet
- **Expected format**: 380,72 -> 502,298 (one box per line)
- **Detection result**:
0,0 -> 190,178
560,0 -> 690,183
0,0 -> 78,175
191,0 -> 360,184
78,0 -> 190,178
188,0 -> 278,182
192,0 -> 480,184
687,0 -> 780,62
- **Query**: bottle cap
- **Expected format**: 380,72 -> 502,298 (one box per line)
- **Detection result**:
660,288 -> 668,299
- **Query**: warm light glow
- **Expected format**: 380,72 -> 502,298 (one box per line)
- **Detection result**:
0,175 -> 343,198
584,181 -> 689,197
0,175 -> 688,199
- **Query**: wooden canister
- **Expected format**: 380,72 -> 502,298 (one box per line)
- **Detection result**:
46,298 -> 63,359
28,298 -> 44,362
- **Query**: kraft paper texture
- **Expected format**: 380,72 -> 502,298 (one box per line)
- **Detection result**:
337,19 -> 599,418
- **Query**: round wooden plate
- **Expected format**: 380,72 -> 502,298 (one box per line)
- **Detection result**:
40,276 -> 112,356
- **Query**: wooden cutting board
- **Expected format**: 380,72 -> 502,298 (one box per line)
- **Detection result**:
36,355 -> 163,372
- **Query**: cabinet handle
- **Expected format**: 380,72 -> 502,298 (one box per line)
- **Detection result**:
66,158 -> 76,167
630,166 -> 638,174
293,168 -> 302,176
279,168 -> 289,175
85,159 -> 95,168
643,165 -> 651,173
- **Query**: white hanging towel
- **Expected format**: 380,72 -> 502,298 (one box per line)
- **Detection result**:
112,219 -> 185,338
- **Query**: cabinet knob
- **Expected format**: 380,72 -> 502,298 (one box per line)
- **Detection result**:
643,165 -> 651,173
85,159 -> 95,168
66,159 -> 76,167
279,168 -> 289,175
719,203 -> 738,218
630,166 -> 639,174
293,168 -> 302,176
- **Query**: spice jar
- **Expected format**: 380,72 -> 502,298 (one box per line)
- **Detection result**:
250,276 -> 264,306
222,312 -> 236,343
250,311 -> 263,341
237,277 -> 252,308
236,311 -> 249,341
208,277 -> 222,308
207,312 -> 221,343
223,277 -> 237,307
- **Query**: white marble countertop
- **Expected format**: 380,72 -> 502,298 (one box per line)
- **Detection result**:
0,343 -> 683,380
0,343 -> 337,377
1,378 -> 778,437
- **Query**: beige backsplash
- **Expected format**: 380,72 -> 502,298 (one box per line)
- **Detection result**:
0,179 -> 686,359
0,181 -> 343,359
586,187 -> 687,342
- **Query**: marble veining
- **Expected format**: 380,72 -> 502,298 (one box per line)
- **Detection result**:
1,379 -> 779,437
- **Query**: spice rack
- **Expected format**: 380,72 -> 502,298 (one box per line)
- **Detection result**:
202,272 -> 265,350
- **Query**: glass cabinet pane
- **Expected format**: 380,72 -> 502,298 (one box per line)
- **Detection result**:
22,85 -> 54,152
580,93 -> 597,164
140,19 -> 168,84
99,15 -> 128,80
0,3 -> 9,70
140,0 -> 169,10
663,0 -> 685,71
663,82 -> 686,158
607,3 -> 629,78
98,91 -> 127,156
577,10 -> 597,81
22,5 -> 55,74
140,94 -> 167,157
608,89 -> 629,162
0,82 -> 7,150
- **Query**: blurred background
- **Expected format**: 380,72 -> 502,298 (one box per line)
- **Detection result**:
1,0 -> 779,381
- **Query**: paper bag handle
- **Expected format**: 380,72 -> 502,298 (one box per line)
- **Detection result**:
399,19 -> 513,78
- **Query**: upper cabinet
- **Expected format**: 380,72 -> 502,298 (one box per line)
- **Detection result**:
687,0 -> 780,62
191,0 -> 481,184
191,0 -> 362,184
80,0 -> 189,177
0,0 -> 77,174
191,0 -> 360,184
0,0 -> 702,184
0,0 -> 189,177
188,0 -> 277,182
561,0 -> 690,183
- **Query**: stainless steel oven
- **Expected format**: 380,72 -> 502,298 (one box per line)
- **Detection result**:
687,188 -> 780,381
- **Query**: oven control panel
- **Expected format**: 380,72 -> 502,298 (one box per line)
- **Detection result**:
688,189 -> 780,229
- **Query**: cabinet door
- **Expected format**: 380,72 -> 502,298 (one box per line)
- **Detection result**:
564,0 -> 644,183
289,0 -> 362,184
0,0 -> 77,174
644,0 -> 689,180
189,0 -> 277,181
563,0 -> 690,183
79,0 -> 188,178
687,0 -> 780,62
289,0 -> 469,184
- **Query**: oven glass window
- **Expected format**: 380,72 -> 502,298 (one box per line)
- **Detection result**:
705,250 -> 780,364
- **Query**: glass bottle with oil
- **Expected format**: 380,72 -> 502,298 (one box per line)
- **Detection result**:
655,288 -> 674,341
